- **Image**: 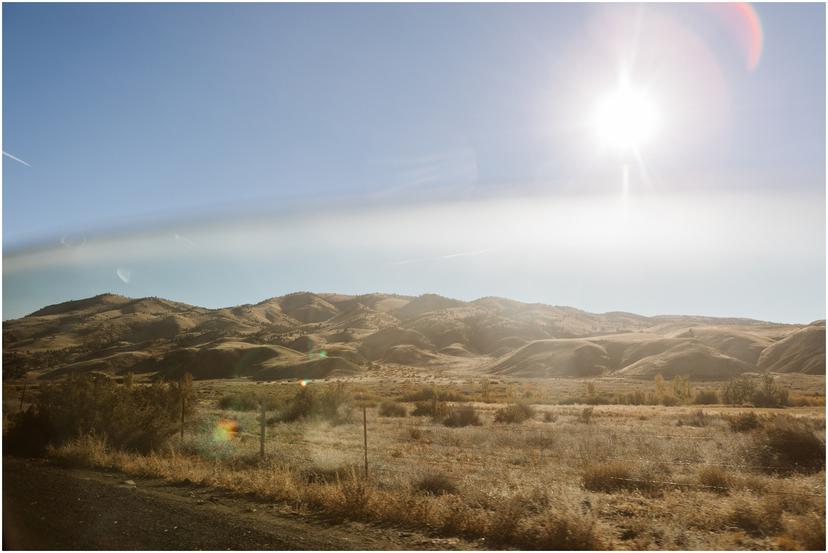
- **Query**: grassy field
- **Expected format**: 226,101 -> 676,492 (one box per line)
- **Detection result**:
15,374 -> 821,551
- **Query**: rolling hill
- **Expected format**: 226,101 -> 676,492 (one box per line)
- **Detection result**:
3,292 -> 824,381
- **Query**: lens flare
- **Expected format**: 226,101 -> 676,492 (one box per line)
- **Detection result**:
708,2 -> 764,71
212,419 -> 239,442
318,350 -> 328,359
300,379 -> 311,387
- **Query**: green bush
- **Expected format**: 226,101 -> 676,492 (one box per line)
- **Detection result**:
494,403 -> 535,424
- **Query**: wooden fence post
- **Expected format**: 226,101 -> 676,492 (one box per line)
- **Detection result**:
18,382 -> 27,412
260,402 -> 267,459
363,405 -> 368,479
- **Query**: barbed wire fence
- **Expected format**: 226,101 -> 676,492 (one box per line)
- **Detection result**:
215,394 -> 826,500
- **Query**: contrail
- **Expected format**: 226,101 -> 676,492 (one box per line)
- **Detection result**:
3,151 -> 32,167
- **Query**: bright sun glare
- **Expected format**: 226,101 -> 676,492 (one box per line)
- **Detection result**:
592,81 -> 658,151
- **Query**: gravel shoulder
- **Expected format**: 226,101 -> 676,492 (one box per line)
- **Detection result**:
3,457 -> 475,550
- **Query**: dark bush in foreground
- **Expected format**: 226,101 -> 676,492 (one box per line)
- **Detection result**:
728,411 -> 761,432
414,471 -> 458,495
3,408 -> 58,457
442,405 -> 482,427
5,373 -> 193,454
378,401 -> 407,417
751,416 -> 825,473
217,393 -> 259,411
494,403 -> 535,424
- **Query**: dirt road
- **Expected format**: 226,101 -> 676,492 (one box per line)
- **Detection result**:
3,458 -> 474,550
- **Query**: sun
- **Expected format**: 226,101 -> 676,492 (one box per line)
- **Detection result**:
592,82 -> 658,151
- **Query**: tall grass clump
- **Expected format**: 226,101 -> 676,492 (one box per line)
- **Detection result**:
494,403 -> 535,424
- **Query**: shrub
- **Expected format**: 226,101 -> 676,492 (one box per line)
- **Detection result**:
722,376 -> 757,405
726,500 -> 782,536
781,512 -> 826,551
281,383 -> 351,423
494,403 -> 535,424
751,373 -> 789,407
693,389 -> 719,404
751,416 -> 825,473
217,394 -> 258,411
487,496 -> 527,544
378,401 -> 407,417
578,406 -> 594,424
4,373 -> 193,454
411,399 -> 448,419
582,462 -> 634,492
728,411 -> 761,432
414,471 -> 458,495
697,466 -> 730,493
398,386 -> 464,402
443,405 -> 482,427
302,464 -> 362,484
3,408 -> 58,457
543,411 -> 558,423
522,511 -> 605,550
677,409 -> 709,427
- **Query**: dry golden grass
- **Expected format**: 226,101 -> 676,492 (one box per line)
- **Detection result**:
44,379 -> 826,550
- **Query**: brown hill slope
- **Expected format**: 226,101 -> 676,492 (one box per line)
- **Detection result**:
3,292 -> 823,381
758,322 -> 826,374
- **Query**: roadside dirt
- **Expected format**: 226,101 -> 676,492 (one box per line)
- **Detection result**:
2,457 -> 477,550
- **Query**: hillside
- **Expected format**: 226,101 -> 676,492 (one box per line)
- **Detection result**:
3,292 -> 824,381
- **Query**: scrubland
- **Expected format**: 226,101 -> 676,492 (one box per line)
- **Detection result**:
7,374 -> 824,550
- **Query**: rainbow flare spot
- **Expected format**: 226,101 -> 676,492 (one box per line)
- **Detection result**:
212,419 -> 239,442
710,2 -> 764,71
300,379 -> 311,387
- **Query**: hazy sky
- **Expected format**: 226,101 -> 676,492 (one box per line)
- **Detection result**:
3,3 -> 825,322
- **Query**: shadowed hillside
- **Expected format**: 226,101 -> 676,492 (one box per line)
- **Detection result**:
3,292 -> 824,381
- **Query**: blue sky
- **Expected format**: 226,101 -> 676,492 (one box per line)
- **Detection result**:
3,3 -> 825,322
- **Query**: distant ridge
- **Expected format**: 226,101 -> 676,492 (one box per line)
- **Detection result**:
4,292 -> 823,381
